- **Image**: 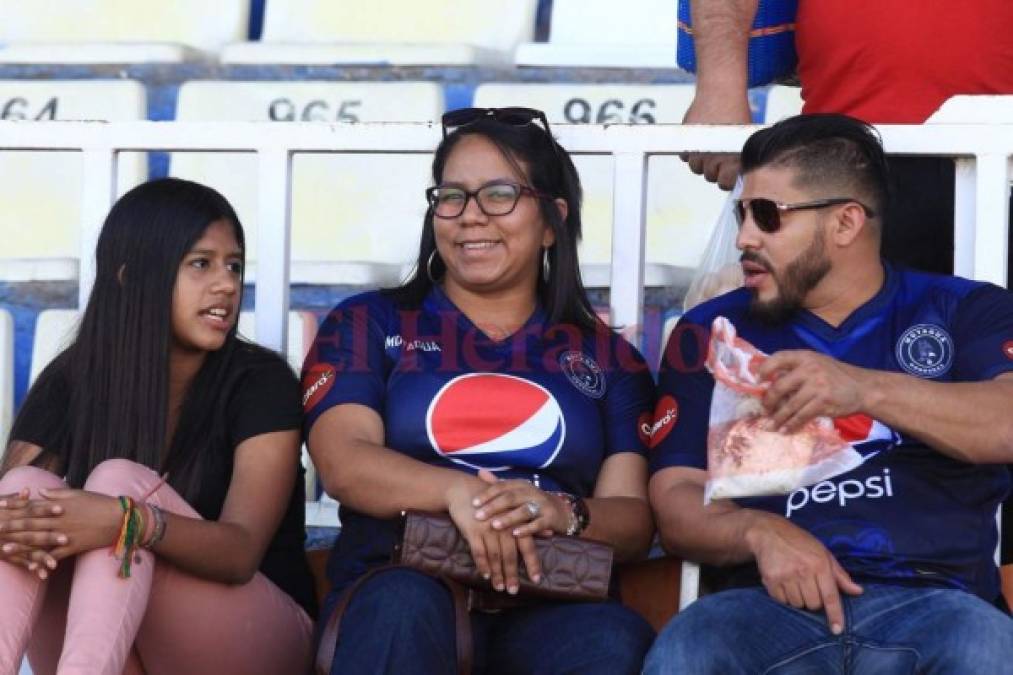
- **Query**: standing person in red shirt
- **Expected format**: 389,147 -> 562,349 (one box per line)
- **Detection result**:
681,0 -> 1013,281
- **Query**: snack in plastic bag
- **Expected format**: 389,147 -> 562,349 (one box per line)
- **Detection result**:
683,178 -> 745,312
703,316 -> 865,503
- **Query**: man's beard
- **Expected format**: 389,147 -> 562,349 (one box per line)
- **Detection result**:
745,227 -> 831,325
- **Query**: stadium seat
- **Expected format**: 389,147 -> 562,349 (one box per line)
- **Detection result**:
1004,564 -> 1013,612
515,0 -> 677,68
619,557 -> 682,631
474,84 -> 727,287
29,309 -> 79,384
0,0 -> 248,63
764,85 -> 804,122
0,80 -> 147,282
928,95 -> 1013,124
0,309 -> 13,442
927,95 -> 1013,287
171,80 -> 443,286
221,0 -> 538,66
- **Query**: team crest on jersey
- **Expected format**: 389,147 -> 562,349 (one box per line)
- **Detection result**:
895,324 -> 953,378
1004,340 -> 1013,361
558,351 -> 606,399
426,373 -> 565,471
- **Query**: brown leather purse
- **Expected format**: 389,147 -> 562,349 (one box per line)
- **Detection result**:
315,511 -> 614,675
397,510 -> 613,605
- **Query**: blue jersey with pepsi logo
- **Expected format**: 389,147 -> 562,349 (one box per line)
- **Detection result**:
304,287 -> 655,590
651,266 -> 1013,602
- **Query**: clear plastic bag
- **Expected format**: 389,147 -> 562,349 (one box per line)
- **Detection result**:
703,316 -> 866,503
683,178 -> 745,312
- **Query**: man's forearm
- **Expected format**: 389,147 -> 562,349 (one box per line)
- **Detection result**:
649,469 -> 766,566
862,372 -> 1013,464
690,0 -> 757,93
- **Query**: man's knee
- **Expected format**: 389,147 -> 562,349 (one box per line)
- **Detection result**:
644,593 -> 750,674
916,593 -> 1013,672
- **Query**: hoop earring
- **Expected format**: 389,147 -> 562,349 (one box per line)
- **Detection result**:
427,250 -> 440,284
542,247 -> 551,283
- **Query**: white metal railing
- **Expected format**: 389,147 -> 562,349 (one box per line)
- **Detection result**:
0,121 -> 1009,350
0,120 -> 1010,609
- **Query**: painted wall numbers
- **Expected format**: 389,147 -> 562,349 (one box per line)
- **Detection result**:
562,98 -> 656,124
268,98 -> 362,122
1,97 -> 58,121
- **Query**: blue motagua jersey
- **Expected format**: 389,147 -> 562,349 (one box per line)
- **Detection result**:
303,287 -> 655,590
651,266 -> 1013,602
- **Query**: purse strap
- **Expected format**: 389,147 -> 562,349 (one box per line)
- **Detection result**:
315,565 -> 473,675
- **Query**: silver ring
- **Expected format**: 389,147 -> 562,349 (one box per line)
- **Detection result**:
524,500 -> 541,519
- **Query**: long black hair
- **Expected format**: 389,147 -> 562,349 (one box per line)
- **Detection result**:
11,178 -> 250,505
385,117 -> 603,332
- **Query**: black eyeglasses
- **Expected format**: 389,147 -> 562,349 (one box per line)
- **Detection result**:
734,197 -> 877,233
441,106 -> 553,139
426,182 -> 550,218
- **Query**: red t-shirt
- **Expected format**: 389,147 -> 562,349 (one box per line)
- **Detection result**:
796,0 -> 1013,123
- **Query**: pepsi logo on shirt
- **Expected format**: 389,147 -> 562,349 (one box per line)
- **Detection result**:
426,373 -> 565,471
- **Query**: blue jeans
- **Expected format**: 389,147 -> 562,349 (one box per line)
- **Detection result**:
321,568 -> 654,675
644,584 -> 1013,674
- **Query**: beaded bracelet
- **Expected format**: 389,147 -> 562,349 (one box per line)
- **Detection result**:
142,504 -> 167,550
112,496 -> 143,578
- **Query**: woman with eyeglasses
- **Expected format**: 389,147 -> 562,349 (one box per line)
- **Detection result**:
305,108 -> 657,674
0,179 -> 315,674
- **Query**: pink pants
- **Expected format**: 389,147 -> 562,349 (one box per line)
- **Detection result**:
0,460 -> 313,675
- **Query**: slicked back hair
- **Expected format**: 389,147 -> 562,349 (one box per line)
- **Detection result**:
740,113 -> 891,229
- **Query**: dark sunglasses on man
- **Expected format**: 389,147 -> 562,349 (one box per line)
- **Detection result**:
734,197 -> 877,234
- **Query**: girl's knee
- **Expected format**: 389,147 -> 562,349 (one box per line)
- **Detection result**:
84,458 -> 158,492
0,465 -> 66,495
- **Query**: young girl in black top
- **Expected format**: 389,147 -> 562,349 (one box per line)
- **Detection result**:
0,178 -> 314,674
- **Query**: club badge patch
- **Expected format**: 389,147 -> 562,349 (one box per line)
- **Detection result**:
558,351 -> 606,399
895,324 -> 953,378
1004,340 -> 1013,361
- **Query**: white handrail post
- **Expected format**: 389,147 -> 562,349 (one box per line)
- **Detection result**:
973,154 -> 1010,288
255,148 -> 293,354
952,158 -> 977,279
78,148 -> 118,308
610,150 -> 647,338
678,560 -> 701,610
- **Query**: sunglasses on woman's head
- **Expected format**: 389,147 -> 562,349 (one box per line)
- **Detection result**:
441,107 -> 554,139
734,197 -> 876,234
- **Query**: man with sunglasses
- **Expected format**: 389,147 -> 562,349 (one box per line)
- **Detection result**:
646,114 -> 1013,673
